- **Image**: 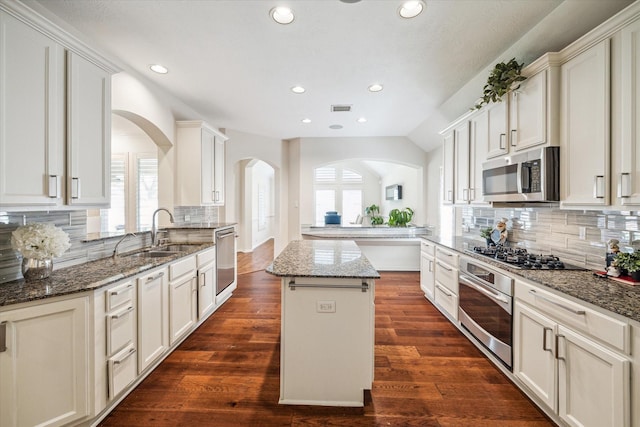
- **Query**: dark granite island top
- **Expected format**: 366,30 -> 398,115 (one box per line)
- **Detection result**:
266,240 -> 380,279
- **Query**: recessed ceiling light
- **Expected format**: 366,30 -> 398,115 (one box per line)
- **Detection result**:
329,124 -> 343,130
339,0 -> 362,3
150,64 -> 168,74
291,86 -> 306,94
399,1 -> 424,19
357,117 -> 368,123
301,118 -> 311,124
270,6 -> 295,24
368,83 -> 383,92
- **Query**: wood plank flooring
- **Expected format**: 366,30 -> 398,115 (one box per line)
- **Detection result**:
100,262 -> 555,426
237,239 -> 274,276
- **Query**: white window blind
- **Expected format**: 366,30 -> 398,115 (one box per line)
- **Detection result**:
137,157 -> 158,231
101,156 -> 126,233
315,167 -> 336,183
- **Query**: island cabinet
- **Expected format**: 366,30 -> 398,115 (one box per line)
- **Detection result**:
419,239 -> 436,301
176,121 -> 228,206
267,240 -> 379,407
514,280 -> 631,427
433,245 -> 459,321
0,295 -> 90,427
0,5 -> 116,210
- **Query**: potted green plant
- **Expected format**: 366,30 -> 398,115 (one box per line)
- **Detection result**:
472,58 -> 526,110
365,204 -> 384,226
387,207 -> 414,227
479,227 -> 493,247
613,251 -> 640,280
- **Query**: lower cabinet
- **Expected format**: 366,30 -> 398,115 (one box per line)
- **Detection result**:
137,268 -> 169,373
514,286 -> 631,427
197,247 -> 216,320
168,256 -> 198,345
433,246 -> 459,321
419,240 -> 435,300
0,296 -> 90,427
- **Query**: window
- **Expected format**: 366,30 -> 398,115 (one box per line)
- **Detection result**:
313,166 -> 362,225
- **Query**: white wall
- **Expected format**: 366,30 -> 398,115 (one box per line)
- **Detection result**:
379,165 -> 419,223
250,161 -> 275,249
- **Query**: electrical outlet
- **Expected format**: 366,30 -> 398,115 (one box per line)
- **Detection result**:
317,300 -> 336,313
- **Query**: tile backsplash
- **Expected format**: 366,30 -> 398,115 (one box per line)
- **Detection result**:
459,206 -> 640,270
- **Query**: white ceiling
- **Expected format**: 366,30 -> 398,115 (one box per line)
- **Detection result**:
31,0 -> 633,151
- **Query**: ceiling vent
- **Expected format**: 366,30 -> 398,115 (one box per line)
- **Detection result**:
331,104 -> 352,112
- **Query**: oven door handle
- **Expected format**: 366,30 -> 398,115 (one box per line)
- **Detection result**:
459,275 -> 510,307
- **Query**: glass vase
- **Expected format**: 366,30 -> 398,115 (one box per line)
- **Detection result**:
21,257 -> 53,281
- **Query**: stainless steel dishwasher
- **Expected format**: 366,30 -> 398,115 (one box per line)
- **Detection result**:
215,227 -> 236,296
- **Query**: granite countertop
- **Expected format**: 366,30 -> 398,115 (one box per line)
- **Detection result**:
301,225 -> 430,239
424,236 -> 640,323
266,240 -> 380,279
0,243 -> 214,308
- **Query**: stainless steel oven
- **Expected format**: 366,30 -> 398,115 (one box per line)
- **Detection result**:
458,256 -> 514,369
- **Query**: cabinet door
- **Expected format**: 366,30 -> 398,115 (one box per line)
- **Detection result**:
0,297 -> 89,427
213,135 -> 225,205
557,326 -> 630,427
200,128 -> 215,205
617,18 -> 640,205
469,110 -> 488,204
513,302 -> 557,412
560,40 -> 610,207
420,253 -> 435,300
442,131 -> 454,204
67,52 -> 111,206
0,11 -> 65,207
485,99 -> 508,159
510,70 -> 547,151
137,269 -> 169,372
198,261 -> 216,320
169,276 -> 197,345
453,121 -> 470,204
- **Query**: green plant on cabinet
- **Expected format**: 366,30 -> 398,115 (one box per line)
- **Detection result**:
387,208 -> 414,227
472,58 -> 526,110
365,204 -> 384,225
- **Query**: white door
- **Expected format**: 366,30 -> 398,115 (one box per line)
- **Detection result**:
0,297 -> 89,427
420,253 -> 435,301
169,276 -> 197,345
0,11 -> 65,207
469,110 -> 489,204
200,128 -> 215,205
137,269 -> 169,372
513,302 -> 557,411
453,121 -> 470,204
510,69 -> 547,151
557,326 -> 630,427
560,40 -> 610,207
198,260 -> 216,319
485,99 -> 508,159
442,131 -> 454,204
66,52 -> 111,206
213,135 -> 225,205
617,18 -> 640,205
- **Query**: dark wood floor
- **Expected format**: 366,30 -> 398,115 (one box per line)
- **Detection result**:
99,244 -> 554,426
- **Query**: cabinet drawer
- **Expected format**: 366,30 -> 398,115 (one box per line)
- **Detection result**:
108,344 -> 137,399
516,281 -> 630,354
106,280 -> 135,312
435,283 -> 459,321
435,261 -> 458,294
196,247 -> 216,267
106,304 -> 136,356
169,255 -> 197,281
420,240 -> 436,256
436,246 -> 459,266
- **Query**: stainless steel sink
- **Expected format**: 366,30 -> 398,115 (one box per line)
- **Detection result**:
152,244 -> 200,252
120,244 -> 200,258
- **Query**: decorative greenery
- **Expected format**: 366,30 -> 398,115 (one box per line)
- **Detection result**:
479,227 -> 493,239
387,207 -> 414,227
365,204 -> 384,225
472,58 -> 526,110
613,251 -> 640,273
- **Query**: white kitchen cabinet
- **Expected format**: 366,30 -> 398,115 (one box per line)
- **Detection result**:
0,296 -> 90,427
419,240 -> 435,301
176,121 -> 228,206
0,7 -> 115,210
433,246 -> 459,321
484,98 -> 509,159
453,120 -> 470,204
468,110 -> 488,204
168,256 -> 198,345
441,130 -> 455,205
560,40 -> 611,207
137,268 -> 169,373
514,280 -> 631,427
197,247 -> 217,320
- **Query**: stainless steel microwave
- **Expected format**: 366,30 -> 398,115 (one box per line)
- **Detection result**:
482,146 -> 559,202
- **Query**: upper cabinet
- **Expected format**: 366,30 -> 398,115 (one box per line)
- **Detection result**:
0,4 -> 118,210
484,98 -> 509,159
441,130 -> 455,205
176,121 -> 228,206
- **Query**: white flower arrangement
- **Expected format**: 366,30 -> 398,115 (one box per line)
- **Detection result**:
11,223 -> 71,260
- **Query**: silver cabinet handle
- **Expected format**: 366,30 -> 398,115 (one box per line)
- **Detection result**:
436,261 -> 452,272
113,347 -> 136,365
428,260 -> 433,273
110,283 -> 133,296
200,273 -> 206,287
71,177 -> 80,199
146,271 -> 165,282
48,175 -> 59,198
593,175 -> 605,199
543,327 -> 553,353
462,188 -> 469,201
529,290 -> 585,315
289,280 -> 369,292
110,306 -> 134,320
555,335 -> 566,361
618,173 -> 631,198
499,133 -> 506,149
447,190 -> 453,202
0,322 -> 6,353
436,283 -> 452,297
510,129 -> 517,147
469,188 -> 475,201
437,249 -> 453,258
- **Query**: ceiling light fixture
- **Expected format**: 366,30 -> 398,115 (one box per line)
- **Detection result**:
368,83 -> 383,92
291,86 -> 305,94
270,6 -> 295,24
150,64 -> 168,74
399,1 -> 424,19
357,117 -> 368,123
301,118 -> 311,124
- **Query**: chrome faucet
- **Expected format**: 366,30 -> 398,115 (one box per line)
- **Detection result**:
113,232 -> 137,258
151,208 -> 175,247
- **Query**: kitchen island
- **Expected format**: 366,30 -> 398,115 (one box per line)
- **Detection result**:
266,240 -> 379,407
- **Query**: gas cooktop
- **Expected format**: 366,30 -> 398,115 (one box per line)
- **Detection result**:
467,246 -> 587,271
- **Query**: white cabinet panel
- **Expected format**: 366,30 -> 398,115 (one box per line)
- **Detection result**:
453,120 -> 470,204
169,276 -> 197,345
442,131 -> 454,205
485,99 -> 508,159
137,268 -> 169,372
509,69 -> 547,151
198,260 -> 216,320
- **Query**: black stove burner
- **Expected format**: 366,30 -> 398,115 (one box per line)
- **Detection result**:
470,246 -> 584,270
